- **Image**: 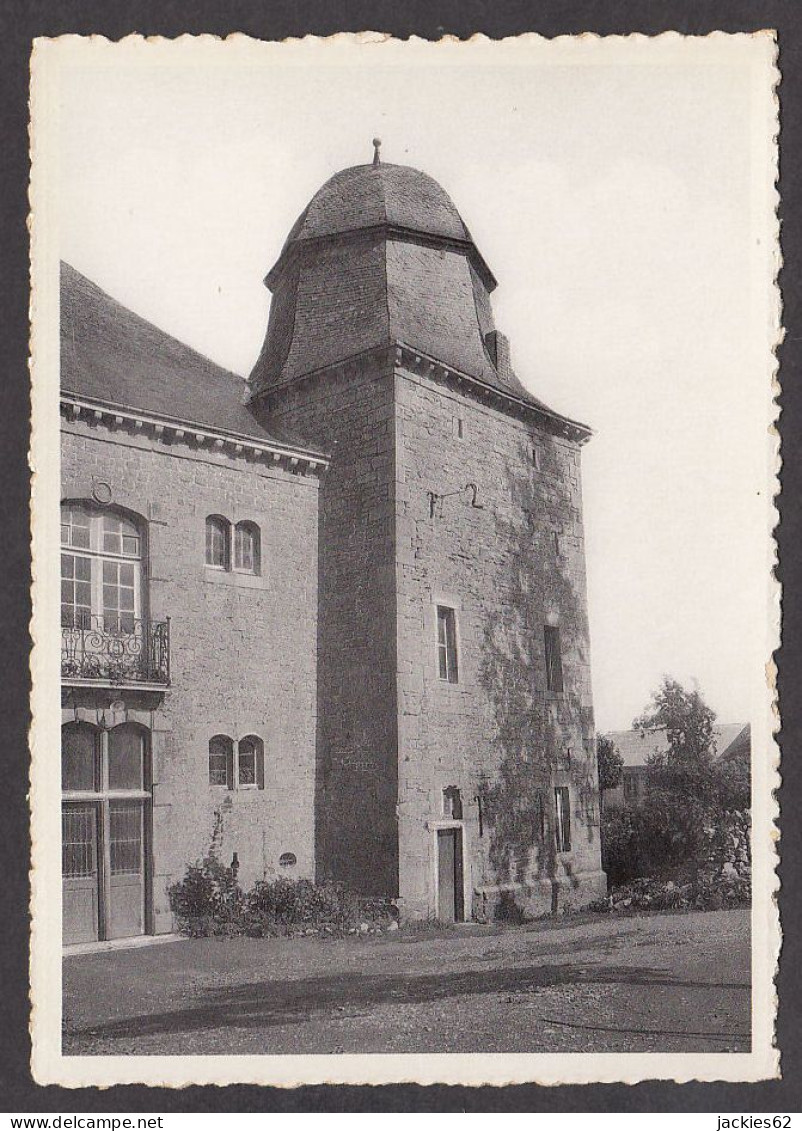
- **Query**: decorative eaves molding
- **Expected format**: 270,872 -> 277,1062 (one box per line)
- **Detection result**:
393,343 -> 593,444
60,395 -> 329,476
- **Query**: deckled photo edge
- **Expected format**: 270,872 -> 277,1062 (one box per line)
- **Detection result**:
28,30 -> 781,1089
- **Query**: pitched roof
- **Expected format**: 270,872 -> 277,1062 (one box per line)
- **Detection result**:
718,723 -> 751,763
60,262 -> 324,455
604,723 -> 749,768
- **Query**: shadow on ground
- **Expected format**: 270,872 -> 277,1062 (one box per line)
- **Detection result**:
67,959 -> 750,1043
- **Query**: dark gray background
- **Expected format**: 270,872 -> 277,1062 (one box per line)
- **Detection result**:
1,0 -> 799,1113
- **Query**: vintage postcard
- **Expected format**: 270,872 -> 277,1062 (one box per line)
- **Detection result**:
29,32 -> 780,1087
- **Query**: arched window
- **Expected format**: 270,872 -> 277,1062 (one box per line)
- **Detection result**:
208,735 -> 233,787
62,722 -> 99,792
108,723 -> 147,791
234,521 -> 260,574
61,503 -> 143,632
205,516 -> 230,570
237,735 -> 264,789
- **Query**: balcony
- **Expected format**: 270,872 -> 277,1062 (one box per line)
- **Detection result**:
61,616 -> 170,687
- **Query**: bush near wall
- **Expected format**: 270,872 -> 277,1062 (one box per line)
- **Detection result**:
597,805 -> 750,913
168,862 -> 398,938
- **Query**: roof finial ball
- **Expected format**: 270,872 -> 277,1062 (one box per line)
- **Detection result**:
372,137 -> 382,167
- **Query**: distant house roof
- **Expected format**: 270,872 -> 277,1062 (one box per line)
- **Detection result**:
60,262 -> 325,456
718,723 -> 751,763
604,723 -> 748,770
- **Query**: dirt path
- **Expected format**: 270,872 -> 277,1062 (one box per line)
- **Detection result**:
63,908 -> 750,1055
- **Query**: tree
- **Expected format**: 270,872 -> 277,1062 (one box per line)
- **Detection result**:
596,733 -> 624,869
630,676 -> 719,870
633,675 -> 716,768
597,734 -> 624,794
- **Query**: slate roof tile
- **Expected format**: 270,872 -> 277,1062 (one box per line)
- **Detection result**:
60,262 -> 323,454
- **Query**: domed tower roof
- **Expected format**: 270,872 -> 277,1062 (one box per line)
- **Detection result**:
248,146 -> 589,437
268,157 -> 495,290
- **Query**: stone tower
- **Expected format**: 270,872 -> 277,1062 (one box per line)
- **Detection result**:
248,148 -> 606,919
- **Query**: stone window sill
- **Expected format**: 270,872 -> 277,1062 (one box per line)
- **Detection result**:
203,567 -> 267,590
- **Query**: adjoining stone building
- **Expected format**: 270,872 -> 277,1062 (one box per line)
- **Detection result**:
60,149 -> 606,945
60,265 -> 325,943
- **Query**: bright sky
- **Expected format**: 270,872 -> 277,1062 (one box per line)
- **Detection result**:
51,35 -> 777,732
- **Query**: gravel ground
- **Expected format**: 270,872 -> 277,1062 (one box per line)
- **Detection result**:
62,907 -> 750,1055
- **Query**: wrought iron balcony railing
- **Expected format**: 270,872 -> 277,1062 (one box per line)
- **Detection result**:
61,615 -> 170,686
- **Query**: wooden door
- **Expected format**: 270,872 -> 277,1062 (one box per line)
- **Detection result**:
62,803 -> 99,945
437,828 -> 464,922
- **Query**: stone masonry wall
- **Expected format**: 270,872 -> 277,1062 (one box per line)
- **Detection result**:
258,353 -> 400,897
61,419 -> 320,932
393,366 -> 606,920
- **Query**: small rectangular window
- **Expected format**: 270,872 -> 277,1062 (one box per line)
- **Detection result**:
453,417 -> 465,440
554,785 -> 571,852
436,606 -> 459,683
534,790 -> 547,845
234,523 -> 260,574
544,625 -> 564,693
532,447 -> 542,470
442,786 -> 463,819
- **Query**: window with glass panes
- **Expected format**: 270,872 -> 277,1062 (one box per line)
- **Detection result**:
60,505 -> 142,630
208,735 -> 263,789
237,735 -> 263,788
205,516 -> 230,569
61,722 -> 151,943
554,785 -> 571,852
436,606 -> 459,683
208,735 -> 232,786
234,522 -> 260,574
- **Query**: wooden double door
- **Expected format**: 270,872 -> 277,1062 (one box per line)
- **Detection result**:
62,722 -> 151,945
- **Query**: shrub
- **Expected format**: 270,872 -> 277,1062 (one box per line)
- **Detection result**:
168,818 -> 397,937
597,806 -> 751,914
167,811 -> 243,936
244,877 -> 361,935
602,794 -> 751,887
601,808 -> 644,885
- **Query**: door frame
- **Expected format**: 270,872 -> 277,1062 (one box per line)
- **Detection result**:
62,721 -> 154,944
427,819 -> 469,922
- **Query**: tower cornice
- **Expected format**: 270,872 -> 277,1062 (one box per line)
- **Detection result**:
265,222 -> 497,293
250,341 -> 592,444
